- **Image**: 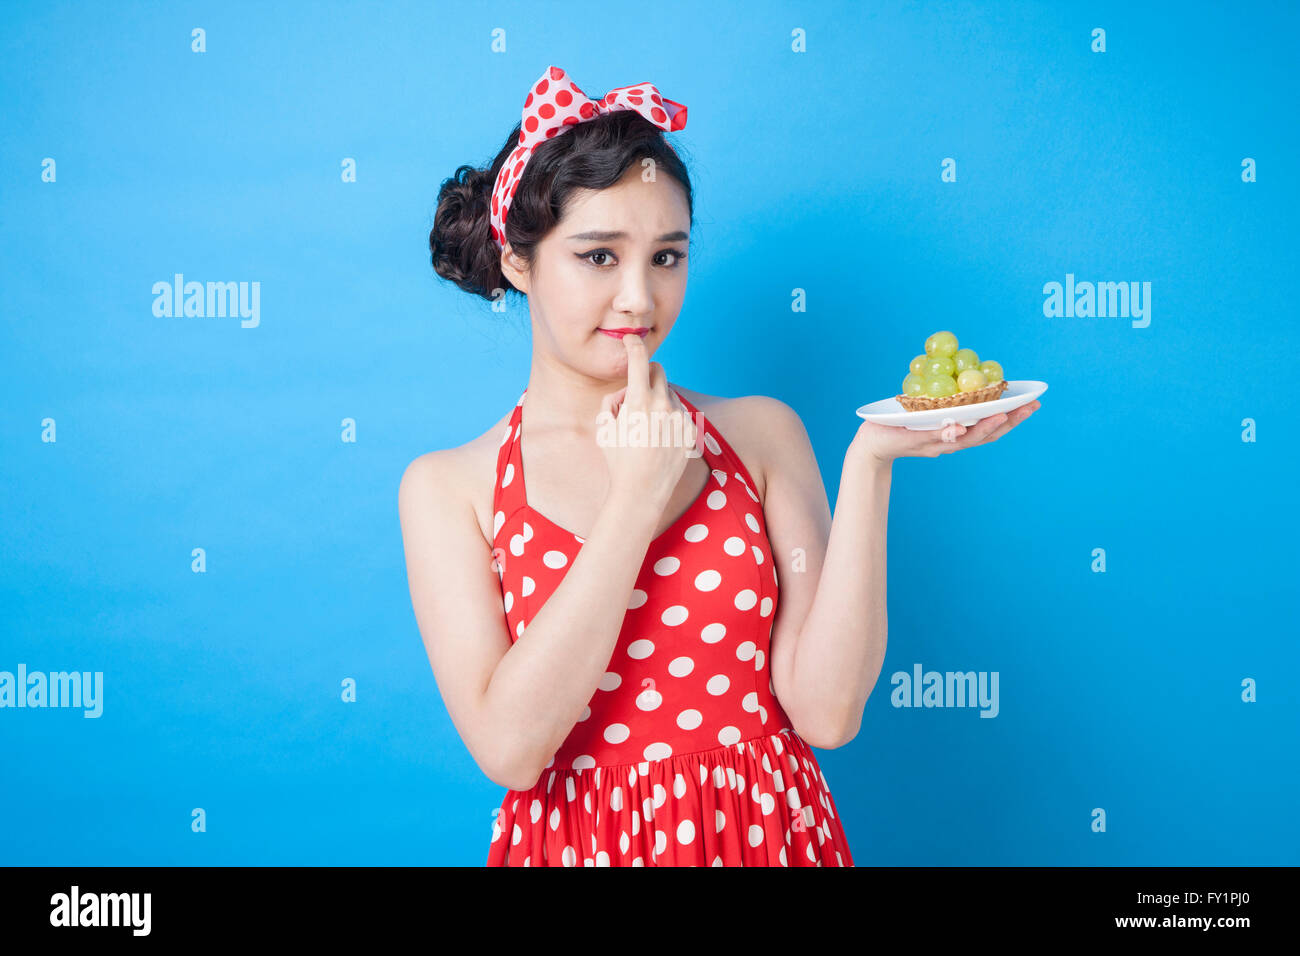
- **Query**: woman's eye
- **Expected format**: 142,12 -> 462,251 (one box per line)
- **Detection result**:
580,249 -> 686,268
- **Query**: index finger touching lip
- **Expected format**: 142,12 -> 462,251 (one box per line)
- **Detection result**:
623,333 -> 650,403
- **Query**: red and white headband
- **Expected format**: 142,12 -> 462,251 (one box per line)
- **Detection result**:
489,65 -> 688,248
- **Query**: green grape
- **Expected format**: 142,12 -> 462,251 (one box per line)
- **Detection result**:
922,355 -> 956,378
923,374 -> 957,398
924,331 -> 959,358
902,372 -> 926,396
953,348 -> 981,373
909,354 -> 928,375
979,360 -> 1004,383
956,368 -> 988,392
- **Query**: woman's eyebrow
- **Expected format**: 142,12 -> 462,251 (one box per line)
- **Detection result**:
566,230 -> 689,242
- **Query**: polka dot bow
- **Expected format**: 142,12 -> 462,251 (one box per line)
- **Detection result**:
489,65 -> 688,248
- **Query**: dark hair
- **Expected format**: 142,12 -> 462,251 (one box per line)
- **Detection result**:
430,109 -> 693,302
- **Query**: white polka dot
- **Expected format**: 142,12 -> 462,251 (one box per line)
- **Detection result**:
752,545 -> 764,564
550,808 -> 560,830
711,468 -> 727,485
644,742 -> 672,761
578,705 -> 590,721
521,575 -> 535,597
636,688 -> 662,710
674,772 -> 688,798
509,533 -> 526,556
654,829 -> 667,856
736,641 -> 757,661
742,692 -> 759,712
543,550 -> 567,569
706,489 -> 727,509
572,754 -> 595,770
700,623 -> 726,643
603,723 -> 630,744
745,513 -> 760,533
595,851 -> 610,866
735,589 -> 757,611
611,787 -> 624,811
677,709 -> 703,730
693,569 -> 721,592
706,674 -> 730,695
760,596 -> 773,617
668,656 -> 695,677
704,432 -> 721,455
661,605 -> 688,626
513,823 -> 522,845
653,556 -> 679,575
628,588 -> 647,609
653,784 -> 667,809
723,536 -> 746,556
755,649 -> 765,672
562,844 -> 577,866
503,591 -> 513,612
748,824 -> 764,847
598,672 -> 622,691
677,820 -> 696,845
521,521 -> 533,542
627,639 -> 655,659
501,462 -> 514,488
500,424 -> 513,446
493,511 -> 505,537
683,523 -> 708,542
515,620 -> 525,637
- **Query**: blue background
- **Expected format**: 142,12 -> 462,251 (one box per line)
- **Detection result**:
2,0 -> 1295,865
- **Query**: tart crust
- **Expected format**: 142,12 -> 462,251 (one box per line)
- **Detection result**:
897,378 -> 1008,412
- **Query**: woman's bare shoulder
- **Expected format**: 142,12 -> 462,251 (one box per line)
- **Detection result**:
671,386 -> 809,503
398,408 -> 512,546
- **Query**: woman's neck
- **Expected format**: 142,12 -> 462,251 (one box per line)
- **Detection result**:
522,352 -> 636,437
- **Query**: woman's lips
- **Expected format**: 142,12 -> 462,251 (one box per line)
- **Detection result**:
597,327 -> 650,338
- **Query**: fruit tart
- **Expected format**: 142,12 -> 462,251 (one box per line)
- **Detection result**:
896,330 -> 1009,411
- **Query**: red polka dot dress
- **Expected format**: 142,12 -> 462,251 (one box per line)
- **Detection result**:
486,386 -> 855,866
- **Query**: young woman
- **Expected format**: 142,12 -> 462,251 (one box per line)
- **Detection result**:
400,65 -> 1038,867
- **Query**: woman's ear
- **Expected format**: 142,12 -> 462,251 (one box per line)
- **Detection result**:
500,243 -> 529,294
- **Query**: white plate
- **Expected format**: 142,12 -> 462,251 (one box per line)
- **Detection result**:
856,380 -> 1048,431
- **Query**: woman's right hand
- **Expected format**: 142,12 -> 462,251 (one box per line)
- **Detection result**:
597,333 -> 699,508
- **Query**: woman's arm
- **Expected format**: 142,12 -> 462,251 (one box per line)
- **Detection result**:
398,451 -> 663,792
758,396 -> 1039,747
754,400 -> 889,749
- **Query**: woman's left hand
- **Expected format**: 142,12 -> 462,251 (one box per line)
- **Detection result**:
853,399 -> 1041,466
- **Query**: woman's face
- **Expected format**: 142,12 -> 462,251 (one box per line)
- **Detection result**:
501,165 -> 691,382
